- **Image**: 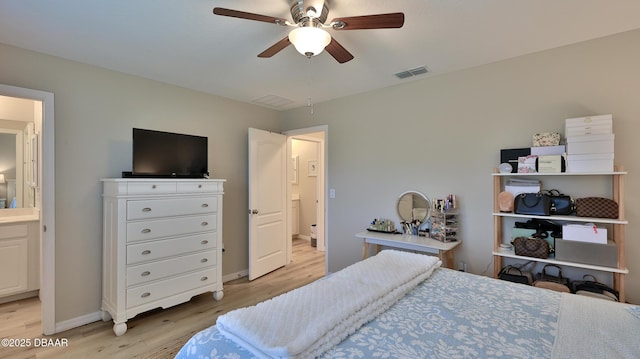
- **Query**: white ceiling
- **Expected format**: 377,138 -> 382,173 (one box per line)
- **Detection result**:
1,0 -> 640,110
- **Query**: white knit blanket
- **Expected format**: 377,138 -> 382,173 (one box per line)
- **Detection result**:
552,293 -> 640,358
216,250 -> 441,359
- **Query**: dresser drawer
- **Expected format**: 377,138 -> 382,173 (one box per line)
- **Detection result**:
127,268 -> 217,309
127,233 -> 216,264
126,250 -> 215,286
126,182 -> 177,195
126,214 -> 216,242
177,181 -> 223,194
127,197 -> 218,220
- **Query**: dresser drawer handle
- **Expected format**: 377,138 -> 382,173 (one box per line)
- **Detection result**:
142,207 -> 152,212
141,271 -> 151,277
151,184 -> 157,189
201,222 -> 208,226
201,203 -> 209,208
141,292 -> 151,298
201,240 -> 209,245
200,258 -> 208,263
141,228 -> 151,234
141,250 -> 151,255
200,276 -> 208,281
198,184 -> 202,188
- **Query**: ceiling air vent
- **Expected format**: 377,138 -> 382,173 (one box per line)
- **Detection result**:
252,94 -> 295,109
394,66 -> 429,79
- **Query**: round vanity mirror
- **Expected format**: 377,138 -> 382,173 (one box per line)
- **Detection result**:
396,191 -> 431,223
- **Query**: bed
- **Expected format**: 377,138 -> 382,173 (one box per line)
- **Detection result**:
175,250 -> 640,359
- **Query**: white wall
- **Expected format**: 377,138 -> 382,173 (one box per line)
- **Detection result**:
281,29 -> 640,304
0,43 -> 281,323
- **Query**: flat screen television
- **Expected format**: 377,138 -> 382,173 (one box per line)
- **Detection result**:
128,128 -> 208,178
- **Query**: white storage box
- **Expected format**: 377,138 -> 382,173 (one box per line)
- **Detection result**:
565,114 -> 612,136
567,153 -> 614,173
530,145 -> 565,156
562,223 -> 608,244
566,134 -> 614,154
537,155 -> 563,173
504,179 -> 541,196
555,238 -> 617,267
504,185 -> 540,196
566,123 -> 613,137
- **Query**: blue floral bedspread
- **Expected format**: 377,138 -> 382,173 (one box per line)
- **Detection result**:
176,268 -> 562,358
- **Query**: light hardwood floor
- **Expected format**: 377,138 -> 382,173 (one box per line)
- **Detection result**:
0,238 -> 325,359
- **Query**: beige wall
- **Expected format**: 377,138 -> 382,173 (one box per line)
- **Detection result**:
281,29 -> 640,304
291,138 -> 318,238
1,26 -> 639,327
0,43 -> 281,322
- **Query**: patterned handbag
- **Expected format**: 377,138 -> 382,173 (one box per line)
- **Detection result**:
511,236 -> 550,259
532,132 -> 561,147
575,197 -> 618,218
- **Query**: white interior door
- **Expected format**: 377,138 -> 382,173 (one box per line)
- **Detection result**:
248,128 -> 287,280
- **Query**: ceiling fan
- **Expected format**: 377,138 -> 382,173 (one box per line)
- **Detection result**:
213,0 -> 404,64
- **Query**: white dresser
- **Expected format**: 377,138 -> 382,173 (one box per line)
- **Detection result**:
101,178 -> 225,336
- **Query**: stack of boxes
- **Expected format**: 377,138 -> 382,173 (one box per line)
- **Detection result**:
565,114 -> 614,172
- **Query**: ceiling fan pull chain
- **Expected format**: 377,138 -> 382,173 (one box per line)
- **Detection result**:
306,57 -> 314,115
307,96 -> 314,115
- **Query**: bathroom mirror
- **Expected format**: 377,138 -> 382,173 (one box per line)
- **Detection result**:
396,191 -> 431,223
0,96 -> 38,209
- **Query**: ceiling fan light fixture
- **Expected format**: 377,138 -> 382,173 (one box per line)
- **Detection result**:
288,26 -> 331,58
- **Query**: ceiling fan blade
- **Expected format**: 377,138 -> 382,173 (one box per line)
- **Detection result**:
325,37 -> 354,64
331,13 -> 405,30
213,7 -> 288,25
258,37 -> 291,58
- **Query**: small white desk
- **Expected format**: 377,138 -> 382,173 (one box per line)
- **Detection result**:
356,231 -> 461,269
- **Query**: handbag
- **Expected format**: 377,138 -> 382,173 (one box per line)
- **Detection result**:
511,236 -> 550,259
498,261 -> 534,285
513,192 -> 551,216
575,197 -> 619,218
514,218 -> 562,238
543,189 -> 574,215
532,132 -> 561,147
533,264 -> 571,292
571,275 -> 619,301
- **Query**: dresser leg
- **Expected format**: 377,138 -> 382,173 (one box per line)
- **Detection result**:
213,290 -> 224,301
100,310 -> 111,322
113,322 -> 127,336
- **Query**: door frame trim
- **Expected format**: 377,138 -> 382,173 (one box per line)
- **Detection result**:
0,84 -> 55,335
284,125 -> 328,271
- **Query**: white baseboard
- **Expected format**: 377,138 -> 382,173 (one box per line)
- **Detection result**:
55,311 -> 102,334
297,235 -> 311,241
222,269 -> 248,283
0,290 -> 39,305
53,272 -> 247,334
